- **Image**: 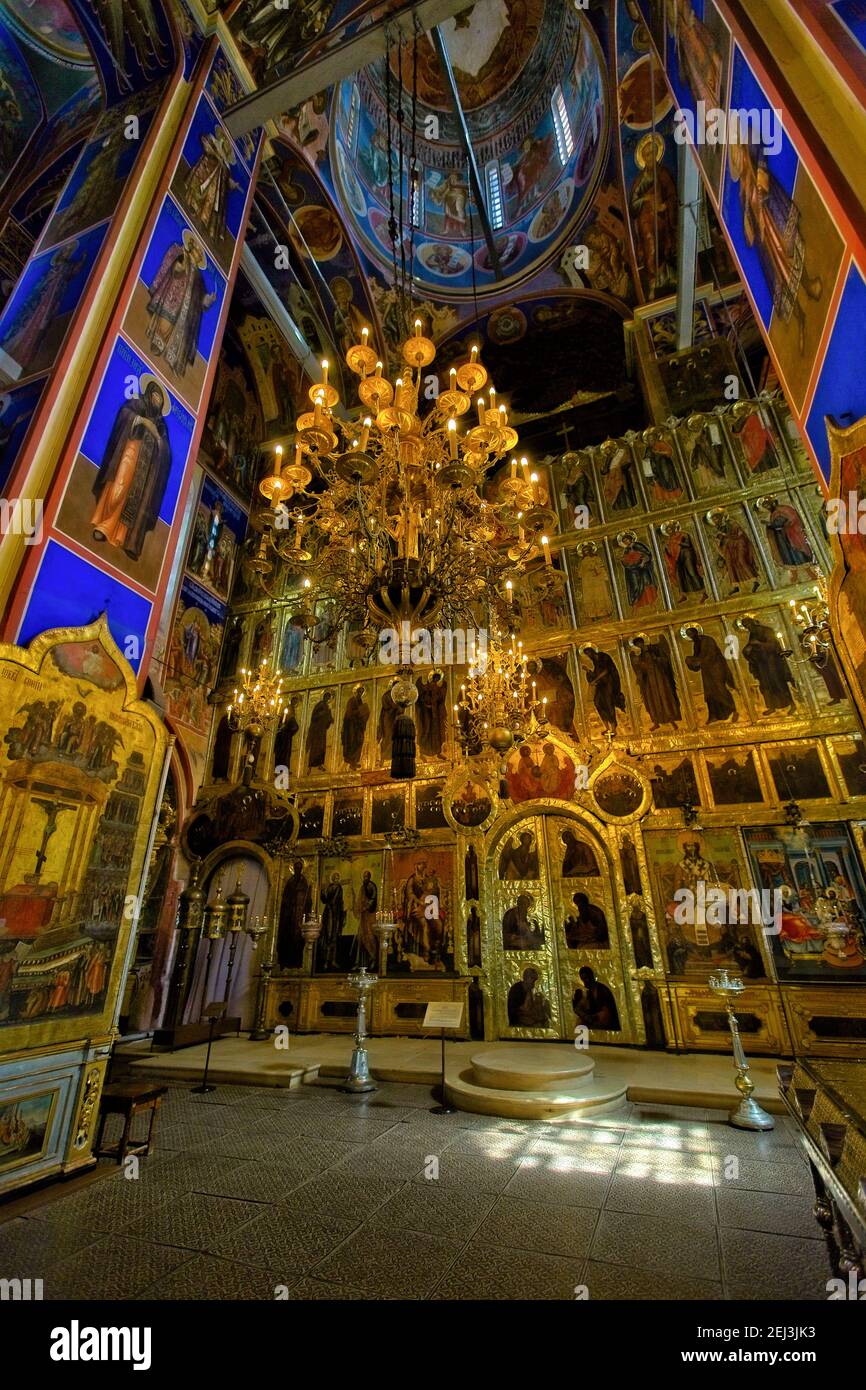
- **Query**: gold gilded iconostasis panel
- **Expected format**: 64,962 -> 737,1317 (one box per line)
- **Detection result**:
186,389 -> 866,1056
0,620 -> 170,1196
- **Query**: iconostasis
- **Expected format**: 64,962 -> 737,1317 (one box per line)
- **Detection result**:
194,385 -> 866,1059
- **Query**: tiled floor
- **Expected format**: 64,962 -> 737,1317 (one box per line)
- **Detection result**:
0,1080 -> 831,1301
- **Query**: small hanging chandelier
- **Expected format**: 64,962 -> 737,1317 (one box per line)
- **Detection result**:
453,632 -> 548,760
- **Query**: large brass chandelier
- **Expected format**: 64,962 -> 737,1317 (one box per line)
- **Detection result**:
252,325 -> 551,645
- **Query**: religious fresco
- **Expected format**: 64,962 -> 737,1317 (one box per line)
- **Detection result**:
664,0 -> 732,198
704,504 -> 766,597
705,749 -> 764,805
806,263 -> 866,482
40,87 -> 162,249
721,46 -> 845,413
69,0 -> 175,105
169,92 -> 250,275
743,825 -> 866,981
0,23 -> 44,185
163,577 -> 225,736
0,223 -> 106,385
124,197 -> 227,412
0,377 -> 47,493
387,846 -> 454,974
16,542 -> 152,678
504,739 -> 576,804
644,827 -> 766,980
199,314 -> 265,503
3,1 -> 92,68
54,336 -> 196,593
0,1091 -> 55,1174
229,0 -> 339,84
316,851 -> 381,973
185,475 -> 246,603
0,619 -> 168,1044
327,3 -> 609,299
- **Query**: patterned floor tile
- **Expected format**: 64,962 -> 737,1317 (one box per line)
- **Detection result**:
0,1215 -> 101,1270
189,1159 -> 312,1202
211,1207 -> 356,1273
720,1229 -> 830,1299
370,1182 -> 496,1238
123,1192 -> 264,1252
313,1224 -> 460,1298
138,1254 -> 289,1301
430,1240 -> 585,1300
606,1169 -> 717,1227
502,1155 -> 613,1209
42,1235 -> 194,1300
711,1154 -> 813,1196
474,1195 -> 599,1260
287,1276 -> 370,1299
280,1167 -> 404,1221
582,1259 -> 723,1301
590,1209 -> 721,1282
715,1187 -> 820,1239
411,1146 -> 525,1194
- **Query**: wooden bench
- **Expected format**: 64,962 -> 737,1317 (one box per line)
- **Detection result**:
95,1081 -> 168,1163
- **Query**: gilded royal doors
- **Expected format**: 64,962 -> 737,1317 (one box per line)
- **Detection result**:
488,811 -> 629,1042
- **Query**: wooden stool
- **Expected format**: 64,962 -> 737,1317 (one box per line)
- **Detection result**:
95,1081 -> 168,1163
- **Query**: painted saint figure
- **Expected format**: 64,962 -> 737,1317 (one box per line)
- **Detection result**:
583,646 -> 626,734
277,859 -> 312,969
620,536 -> 658,610
740,617 -> 798,715
340,683 -> 369,768
146,231 -> 217,379
572,967 -> 620,1030
507,967 -> 552,1028
683,626 -> 737,723
629,634 -> 682,730
415,670 -> 447,758
306,691 -> 334,770
1,241 -> 85,375
352,870 -> 378,967
761,497 -> 815,577
728,142 -> 823,353
90,377 -> 172,560
183,126 -> 241,251
498,831 -> 540,882
711,514 -> 761,594
664,528 -> 707,602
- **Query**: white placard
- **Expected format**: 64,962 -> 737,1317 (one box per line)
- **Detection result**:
422,1002 -> 465,1030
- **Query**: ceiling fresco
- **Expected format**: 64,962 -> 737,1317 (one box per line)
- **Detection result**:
327,1 -> 609,298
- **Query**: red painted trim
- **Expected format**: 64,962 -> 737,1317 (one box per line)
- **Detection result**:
719,0 -> 866,283
4,38 -> 263,687
4,71 -> 187,506
789,0 -> 866,111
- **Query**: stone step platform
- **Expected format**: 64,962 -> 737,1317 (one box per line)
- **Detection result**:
445,1043 -> 628,1120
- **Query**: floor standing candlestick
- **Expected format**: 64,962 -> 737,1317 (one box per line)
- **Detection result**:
339,966 -> 378,1094
709,970 -> 774,1130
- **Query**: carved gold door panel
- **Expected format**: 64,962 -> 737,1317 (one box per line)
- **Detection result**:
489,813 -> 629,1041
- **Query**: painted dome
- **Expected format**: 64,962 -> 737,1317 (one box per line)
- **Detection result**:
330,0 -> 608,299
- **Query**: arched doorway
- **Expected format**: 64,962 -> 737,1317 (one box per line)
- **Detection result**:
487,809 -> 629,1041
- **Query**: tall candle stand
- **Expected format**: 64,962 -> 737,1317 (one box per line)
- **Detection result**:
709,970 -> 774,1131
247,914 -> 271,1041
339,966 -> 378,1094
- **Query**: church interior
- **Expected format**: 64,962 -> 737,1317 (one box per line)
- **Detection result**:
1,0 -> 866,1317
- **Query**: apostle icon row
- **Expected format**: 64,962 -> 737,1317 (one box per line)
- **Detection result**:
209,617 -> 850,796
550,397 -> 812,531
560,485 -> 827,633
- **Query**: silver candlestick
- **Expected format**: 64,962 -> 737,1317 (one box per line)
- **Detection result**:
339,966 -> 378,1094
709,970 -> 774,1130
